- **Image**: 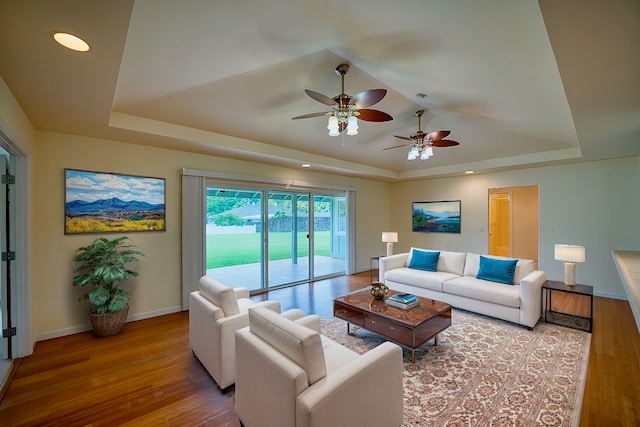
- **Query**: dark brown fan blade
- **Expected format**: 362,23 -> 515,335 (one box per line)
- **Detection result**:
431,139 -> 460,147
338,121 -> 347,133
393,135 -> 414,141
428,130 -> 451,141
292,112 -> 329,120
357,109 -> 393,122
349,89 -> 387,108
304,89 -> 337,106
383,143 -> 409,151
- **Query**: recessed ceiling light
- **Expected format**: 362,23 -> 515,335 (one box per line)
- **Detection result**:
301,164 -> 311,168
465,170 -> 474,174
53,32 -> 90,52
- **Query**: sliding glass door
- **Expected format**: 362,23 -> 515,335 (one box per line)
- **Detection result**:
205,185 -> 346,293
205,188 -> 263,291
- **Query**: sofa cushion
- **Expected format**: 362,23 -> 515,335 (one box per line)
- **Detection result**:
199,276 -> 240,316
408,248 -> 467,276
408,249 -> 440,271
444,276 -> 521,308
476,256 -> 518,285
249,307 -> 326,386
464,253 -> 534,285
385,267 -> 459,292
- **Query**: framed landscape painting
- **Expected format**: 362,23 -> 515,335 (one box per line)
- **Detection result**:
412,200 -> 461,233
65,169 -> 166,234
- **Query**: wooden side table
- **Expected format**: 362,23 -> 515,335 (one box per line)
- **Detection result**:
542,280 -> 593,332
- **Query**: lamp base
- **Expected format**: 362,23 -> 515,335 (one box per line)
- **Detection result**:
386,243 -> 394,257
564,262 -> 576,286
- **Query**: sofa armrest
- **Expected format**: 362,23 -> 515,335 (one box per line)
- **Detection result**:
519,270 -> 546,328
296,341 -> 403,427
233,287 -> 250,299
379,253 -> 410,281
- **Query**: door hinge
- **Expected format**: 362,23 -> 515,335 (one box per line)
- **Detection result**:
2,327 -> 16,338
1,174 -> 15,185
2,251 -> 16,261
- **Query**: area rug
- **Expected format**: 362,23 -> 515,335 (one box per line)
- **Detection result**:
321,309 -> 591,427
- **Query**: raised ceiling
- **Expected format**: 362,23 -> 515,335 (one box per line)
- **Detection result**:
0,0 -> 638,181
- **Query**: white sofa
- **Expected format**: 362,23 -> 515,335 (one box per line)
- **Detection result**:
235,306 -> 404,427
189,276 -> 282,389
379,248 -> 546,328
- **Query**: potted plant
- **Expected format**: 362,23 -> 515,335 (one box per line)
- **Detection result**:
73,236 -> 145,336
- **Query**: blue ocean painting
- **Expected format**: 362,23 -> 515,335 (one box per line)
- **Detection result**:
412,200 -> 461,233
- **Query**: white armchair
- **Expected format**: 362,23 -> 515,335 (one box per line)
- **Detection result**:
189,276 -> 281,389
235,307 -> 404,427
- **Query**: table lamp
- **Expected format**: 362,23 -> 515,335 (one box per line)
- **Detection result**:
382,232 -> 398,257
554,244 -> 585,286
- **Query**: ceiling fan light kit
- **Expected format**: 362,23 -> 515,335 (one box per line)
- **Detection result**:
387,109 -> 460,161
293,63 -> 392,137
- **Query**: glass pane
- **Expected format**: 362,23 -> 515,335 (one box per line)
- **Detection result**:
268,192 -> 310,287
205,187 -> 263,291
313,194 -> 346,278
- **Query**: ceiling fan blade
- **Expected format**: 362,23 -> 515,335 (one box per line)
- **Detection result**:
357,109 -> 393,122
431,139 -> 460,147
349,89 -> 387,109
383,143 -> 409,151
393,135 -> 414,141
292,112 -> 329,120
428,130 -> 451,141
304,89 -> 337,106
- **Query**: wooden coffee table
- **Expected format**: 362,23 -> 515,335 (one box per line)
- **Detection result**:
333,289 -> 452,362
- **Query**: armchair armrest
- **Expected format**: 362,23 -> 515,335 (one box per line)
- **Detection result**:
519,270 -> 546,328
294,315 -> 321,333
233,287 -> 250,299
379,253 -> 409,280
296,341 -> 403,427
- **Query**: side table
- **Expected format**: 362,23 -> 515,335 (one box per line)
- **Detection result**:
370,256 -> 385,284
542,280 -> 593,332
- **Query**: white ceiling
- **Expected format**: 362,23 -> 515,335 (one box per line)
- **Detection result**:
0,0 -> 638,181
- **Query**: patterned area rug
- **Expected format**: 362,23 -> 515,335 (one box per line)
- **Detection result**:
321,309 -> 591,427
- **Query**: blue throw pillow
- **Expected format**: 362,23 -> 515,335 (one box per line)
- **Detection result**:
408,250 -> 440,272
476,256 -> 518,285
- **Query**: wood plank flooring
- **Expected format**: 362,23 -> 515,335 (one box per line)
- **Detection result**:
0,272 -> 638,426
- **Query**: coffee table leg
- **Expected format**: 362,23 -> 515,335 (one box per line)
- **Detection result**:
411,349 -> 415,363
435,334 -> 439,346
347,322 -> 351,335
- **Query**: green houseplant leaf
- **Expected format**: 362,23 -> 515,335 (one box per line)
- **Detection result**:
73,236 -> 144,314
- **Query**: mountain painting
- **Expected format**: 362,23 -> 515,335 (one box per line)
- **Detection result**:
65,169 -> 166,234
412,200 -> 461,233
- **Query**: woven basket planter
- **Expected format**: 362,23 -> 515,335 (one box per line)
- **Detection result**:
89,306 -> 129,337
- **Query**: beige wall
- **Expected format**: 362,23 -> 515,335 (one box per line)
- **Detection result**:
390,157 -> 640,297
32,131 -> 391,339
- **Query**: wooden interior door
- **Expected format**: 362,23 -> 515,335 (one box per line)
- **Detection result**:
489,192 -> 511,257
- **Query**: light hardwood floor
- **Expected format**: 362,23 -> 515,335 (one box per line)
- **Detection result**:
0,272 -> 638,426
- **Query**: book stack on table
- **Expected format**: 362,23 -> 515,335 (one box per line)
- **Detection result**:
385,293 -> 419,310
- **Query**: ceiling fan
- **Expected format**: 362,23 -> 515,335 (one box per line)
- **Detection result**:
292,63 -> 393,136
384,109 -> 459,160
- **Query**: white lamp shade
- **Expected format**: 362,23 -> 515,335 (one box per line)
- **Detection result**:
554,244 -> 586,263
381,232 -> 398,243
346,115 -> 359,135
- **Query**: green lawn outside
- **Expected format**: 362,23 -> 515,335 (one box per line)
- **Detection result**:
206,231 -> 330,268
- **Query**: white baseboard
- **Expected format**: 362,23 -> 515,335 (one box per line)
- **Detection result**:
594,291 -> 627,300
33,306 -> 183,343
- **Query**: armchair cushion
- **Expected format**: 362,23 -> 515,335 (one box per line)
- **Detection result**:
249,307 -> 326,386
199,276 -> 240,316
